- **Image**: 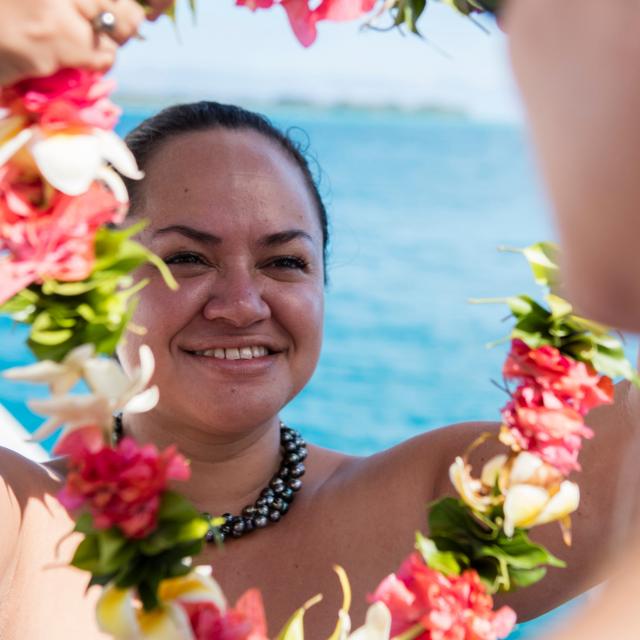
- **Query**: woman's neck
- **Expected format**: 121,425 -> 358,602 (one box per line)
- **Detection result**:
121,409 -> 283,516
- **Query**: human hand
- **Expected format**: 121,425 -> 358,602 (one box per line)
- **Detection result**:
0,0 -> 173,86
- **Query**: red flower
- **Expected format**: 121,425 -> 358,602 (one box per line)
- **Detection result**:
0,163 -> 123,304
503,339 -> 613,416
501,384 -> 593,475
57,426 -> 190,539
236,0 -> 375,47
0,68 -> 120,130
370,553 -> 515,640
182,589 -> 268,640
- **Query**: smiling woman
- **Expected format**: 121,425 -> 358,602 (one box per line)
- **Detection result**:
3,101 -> 640,640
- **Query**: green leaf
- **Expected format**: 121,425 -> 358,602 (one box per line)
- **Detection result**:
415,532 -> 463,576
522,242 -> 560,289
70,535 -> 100,572
158,491 -> 201,523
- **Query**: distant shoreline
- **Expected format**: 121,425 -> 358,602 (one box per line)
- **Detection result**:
113,93 -> 470,119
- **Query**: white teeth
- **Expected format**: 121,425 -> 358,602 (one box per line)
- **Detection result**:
192,346 -> 271,360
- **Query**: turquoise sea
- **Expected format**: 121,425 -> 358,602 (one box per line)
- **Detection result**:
0,105 -> 583,637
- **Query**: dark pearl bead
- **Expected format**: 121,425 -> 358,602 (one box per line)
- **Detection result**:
298,448 -> 308,461
242,506 -> 257,517
290,463 -> 305,478
281,430 -> 294,442
254,515 -> 268,528
278,467 -> 290,479
286,452 -> 300,464
270,477 -> 285,489
269,510 -> 281,522
260,487 -> 275,498
256,505 -> 269,517
281,501 -> 290,514
272,498 -> 285,511
288,479 -> 302,492
244,518 -> 255,533
279,487 -> 294,501
294,438 -> 306,447
222,512 -> 233,523
205,529 -> 217,543
285,441 -> 297,453
232,520 -> 245,536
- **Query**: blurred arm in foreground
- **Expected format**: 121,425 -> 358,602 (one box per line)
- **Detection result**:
505,0 -> 640,333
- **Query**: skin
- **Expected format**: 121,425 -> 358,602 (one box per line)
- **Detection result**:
506,1 -> 640,636
504,0 -> 640,332
2,127 -> 640,638
0,0 -> 175,86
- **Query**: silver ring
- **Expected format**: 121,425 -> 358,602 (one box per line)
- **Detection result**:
91,11 -> 117,34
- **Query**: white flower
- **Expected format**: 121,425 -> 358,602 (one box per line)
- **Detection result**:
0,120 -> 142,199
96,567 -> 226,640
21,345 -> 158,442
346,603 -> 391,640
4,343 -> 95,395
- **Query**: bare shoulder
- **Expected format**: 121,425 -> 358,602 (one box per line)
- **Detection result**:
335,421 -> 500,503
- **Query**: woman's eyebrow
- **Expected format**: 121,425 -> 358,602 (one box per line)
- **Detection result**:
259,230 -> 313,246
152,225 -> 222,245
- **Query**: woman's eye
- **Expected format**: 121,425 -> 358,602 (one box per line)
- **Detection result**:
164,252 -> 207,266
267,256 -> 308,270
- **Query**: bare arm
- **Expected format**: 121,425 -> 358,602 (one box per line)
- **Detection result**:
505,0 -> 640,332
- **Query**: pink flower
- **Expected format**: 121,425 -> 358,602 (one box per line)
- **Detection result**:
0,163 -> 123,304
501,384 -> 593,475
370,553 -> 516,640
236,0 -> 375,47
0,68 -> 120,130
503,339 -> 613,416
57,426 -> 190,539
181,589 -> 268,640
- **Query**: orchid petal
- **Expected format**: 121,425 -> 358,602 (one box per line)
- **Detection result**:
123,385 -> 159,414
137,345 -> 156,388
95,129 -> 143,180
348,602 -> 391,640
83,358 -> 131,399
535,481 -> 580,526
0,124 -> 33,166
158,568 -> 227,612
449,457 -> 492,513
96,585 -> 141,638
503,485 -> 549,536
96,165 -> 129,203
509,452 -> 544,485
480,454 -> 507,487
136,605 -> 191,640
30,133 -> 101,195
3,360 -> 68,384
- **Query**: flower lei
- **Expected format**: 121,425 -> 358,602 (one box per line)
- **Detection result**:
1,2 -> 635,640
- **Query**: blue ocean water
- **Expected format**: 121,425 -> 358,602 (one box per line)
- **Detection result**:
0,105 -> 584,637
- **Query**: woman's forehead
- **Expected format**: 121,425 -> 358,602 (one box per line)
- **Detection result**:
139,129 -> 321,237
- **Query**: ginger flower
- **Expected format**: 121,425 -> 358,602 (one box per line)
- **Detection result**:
4,344 -> 158,442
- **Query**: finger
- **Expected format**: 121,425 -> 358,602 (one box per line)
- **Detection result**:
76,0 -> 145,45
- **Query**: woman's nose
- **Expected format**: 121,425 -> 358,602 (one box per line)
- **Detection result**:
202,269 -> 271,327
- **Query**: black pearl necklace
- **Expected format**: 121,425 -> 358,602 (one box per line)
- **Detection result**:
112,415 -> 306,543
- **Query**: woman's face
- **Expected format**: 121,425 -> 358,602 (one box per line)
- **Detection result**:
117,128 -> 325,434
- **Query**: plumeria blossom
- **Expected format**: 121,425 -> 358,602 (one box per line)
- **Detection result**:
0,69 -> 142,198
3,344 -> 158,443
95,566 -> 267,640
501,452 -> 580,543
236,0 -> 376,47
370,554 -> 516,640
451,449 -> 580,543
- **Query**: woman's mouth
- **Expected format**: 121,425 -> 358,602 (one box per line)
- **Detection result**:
188,346 -> 272,360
